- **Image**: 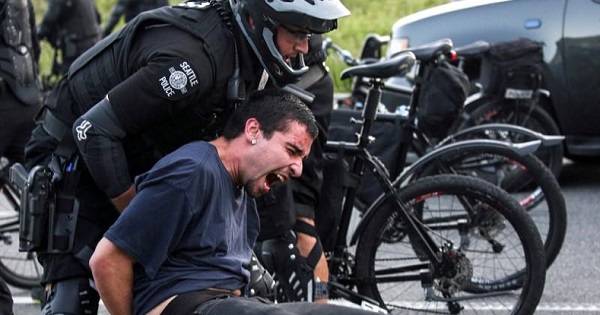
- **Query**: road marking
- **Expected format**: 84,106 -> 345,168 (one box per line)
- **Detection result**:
13,296 -> 600,312
329,299 -> 600,312
12,296 -> 106,305
537,303 -> 600,312
13,297 -> 35,304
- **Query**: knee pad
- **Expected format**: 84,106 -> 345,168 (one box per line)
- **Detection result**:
41,277 -> 100,315
254,221 -> 326,302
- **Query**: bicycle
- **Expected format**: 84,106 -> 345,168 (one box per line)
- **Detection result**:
330,37 -> 564,180
325,38 -> 566,270
314,44 -> 546,314
446,39 -> 564,178
0,157 -> 43,289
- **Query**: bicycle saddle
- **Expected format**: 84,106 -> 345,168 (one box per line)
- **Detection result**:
340,51 -> 416,80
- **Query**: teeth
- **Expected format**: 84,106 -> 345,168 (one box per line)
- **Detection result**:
277,174 -> 285,181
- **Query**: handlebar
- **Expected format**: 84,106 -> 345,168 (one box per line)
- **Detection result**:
323,37 -> 359,66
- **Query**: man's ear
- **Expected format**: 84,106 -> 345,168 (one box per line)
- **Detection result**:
245,118 -> 260,140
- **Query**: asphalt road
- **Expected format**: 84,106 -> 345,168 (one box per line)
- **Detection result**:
5,158 -> 600,314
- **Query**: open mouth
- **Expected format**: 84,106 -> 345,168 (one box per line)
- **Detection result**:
266,172 -> 286,188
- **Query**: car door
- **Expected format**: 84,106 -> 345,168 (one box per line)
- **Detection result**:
561,0 -> 600,136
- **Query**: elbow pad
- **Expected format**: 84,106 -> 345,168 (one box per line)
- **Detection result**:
73,97 -> 131,198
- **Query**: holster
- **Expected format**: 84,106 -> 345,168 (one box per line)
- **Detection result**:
9,156 -> 80,253
9,163 -> 53,252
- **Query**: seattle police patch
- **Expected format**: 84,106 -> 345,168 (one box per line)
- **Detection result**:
157,59 -> 200,99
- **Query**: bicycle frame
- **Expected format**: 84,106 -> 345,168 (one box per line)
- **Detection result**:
322,40 -> 550,312
0,218 -> 19,240
324,76 -> 445,313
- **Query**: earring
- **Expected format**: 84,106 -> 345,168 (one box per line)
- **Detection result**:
251,139 -> 257,145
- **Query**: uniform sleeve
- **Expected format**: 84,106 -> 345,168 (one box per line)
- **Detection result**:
107,27 -> 214,135
74,27 -> 217,198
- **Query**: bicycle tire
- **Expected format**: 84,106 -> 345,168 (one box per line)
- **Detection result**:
1,164 -> 43,289
413,145 -> 566,269
451,97 -> 563,178
355,174 -> 545,314
0,214 -> 43,289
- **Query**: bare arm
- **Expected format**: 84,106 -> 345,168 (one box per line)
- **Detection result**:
111,184 -> 136,212
90,237 -> 135,315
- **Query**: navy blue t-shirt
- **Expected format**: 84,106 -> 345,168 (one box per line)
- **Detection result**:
104,141 -> 260,315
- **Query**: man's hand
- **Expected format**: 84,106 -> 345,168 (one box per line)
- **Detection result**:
90,237 -> 135,315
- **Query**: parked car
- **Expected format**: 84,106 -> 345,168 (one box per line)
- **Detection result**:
382,0 -> 600,159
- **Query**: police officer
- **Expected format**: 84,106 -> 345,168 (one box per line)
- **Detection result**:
255,34 -> 336,303
37,0 -> 101,75
23,0 -> 349,313
1,0 -> 42,309
102,0 -> 169,37
1,0 -> 42,165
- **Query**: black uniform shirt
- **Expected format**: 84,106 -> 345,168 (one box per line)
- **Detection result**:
68,14 -> 243,197
109,24 -> 224,136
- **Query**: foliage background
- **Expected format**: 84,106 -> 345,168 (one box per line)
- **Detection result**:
30,0 -> 448,92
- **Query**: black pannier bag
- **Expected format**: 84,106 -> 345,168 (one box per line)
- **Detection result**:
480,37 -> 544,99
417,61 -> 470,139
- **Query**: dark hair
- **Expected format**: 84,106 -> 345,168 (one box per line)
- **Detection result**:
221,89 -> 318,140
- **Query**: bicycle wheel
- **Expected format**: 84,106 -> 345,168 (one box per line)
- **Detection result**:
0,212 -> 43,289
413,145 -> 566,269
451,97 -> 563,178
1,167 -> 43,289
355,175 -> 545,314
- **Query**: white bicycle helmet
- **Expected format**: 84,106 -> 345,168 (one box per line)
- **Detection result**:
230,0 -> 350,86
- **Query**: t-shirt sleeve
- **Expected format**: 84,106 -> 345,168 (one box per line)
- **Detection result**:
104,179 -> 193,278
107,27 -> 214,134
